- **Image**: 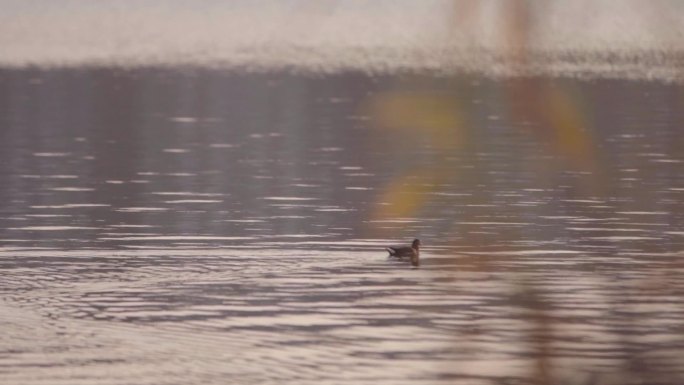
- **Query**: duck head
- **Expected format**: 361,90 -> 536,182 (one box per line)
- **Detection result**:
412,239 -> 421,250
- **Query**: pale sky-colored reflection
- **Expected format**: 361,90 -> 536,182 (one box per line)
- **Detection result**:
3,248 -> 683,384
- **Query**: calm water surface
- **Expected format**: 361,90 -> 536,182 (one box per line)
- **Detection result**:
1,69 -> 684,384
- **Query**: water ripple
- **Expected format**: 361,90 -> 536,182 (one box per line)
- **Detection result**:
1,248 -> 684,384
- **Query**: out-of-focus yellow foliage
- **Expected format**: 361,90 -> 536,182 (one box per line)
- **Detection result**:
544,85 -> 596,169
373,170 -> 439,220
369,92 -> 466,151
367,91 -> 468,223
367,80 -> 600,224
365,1 -> 603,227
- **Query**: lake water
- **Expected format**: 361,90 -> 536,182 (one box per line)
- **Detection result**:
1,69 -> 683,384
2,2 -> 684,384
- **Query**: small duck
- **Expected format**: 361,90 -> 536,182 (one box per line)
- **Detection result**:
386,239 -> 421,267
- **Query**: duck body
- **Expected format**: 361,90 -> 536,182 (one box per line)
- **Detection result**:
386,239 -> 421,266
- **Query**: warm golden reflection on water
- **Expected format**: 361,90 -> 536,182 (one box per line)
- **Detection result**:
368,77 -> 604,228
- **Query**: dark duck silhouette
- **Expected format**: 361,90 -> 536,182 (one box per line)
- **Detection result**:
386,239 -> 421,267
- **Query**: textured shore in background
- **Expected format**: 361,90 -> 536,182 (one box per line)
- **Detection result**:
1,0 -> 683,81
